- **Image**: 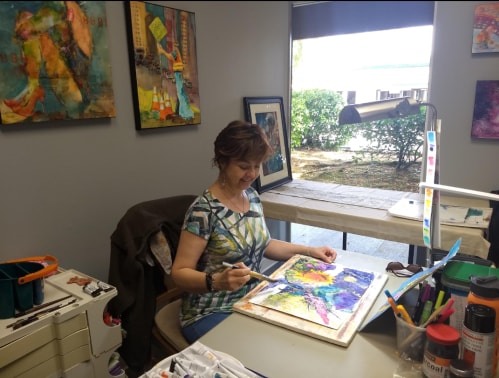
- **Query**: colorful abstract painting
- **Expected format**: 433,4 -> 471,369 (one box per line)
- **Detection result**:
250,257 -> 375,329
472,3 -> 499,54
124,1 -> 201,130
471,80 -> 499,139
233,255 -> 387,347
0,1 -> 115,125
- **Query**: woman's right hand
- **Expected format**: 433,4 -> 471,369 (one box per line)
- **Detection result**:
215,262 -> 251,291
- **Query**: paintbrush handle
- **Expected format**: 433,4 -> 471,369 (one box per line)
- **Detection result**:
248,271 -> 276,282
222,262 -> 276,282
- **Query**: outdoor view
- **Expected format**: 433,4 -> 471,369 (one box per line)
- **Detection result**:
290,25 -> 433,193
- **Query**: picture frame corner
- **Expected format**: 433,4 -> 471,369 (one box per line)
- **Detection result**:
242,96 -> 292,193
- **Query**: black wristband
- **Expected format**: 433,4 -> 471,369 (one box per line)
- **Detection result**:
205,272 -> 216,292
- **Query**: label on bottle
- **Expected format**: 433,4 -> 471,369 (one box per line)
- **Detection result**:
462,325 -> 495,378
423,350 -> 451,378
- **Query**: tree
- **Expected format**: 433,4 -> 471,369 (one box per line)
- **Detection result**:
291,89 -> 353,150
353,108 -> 426,170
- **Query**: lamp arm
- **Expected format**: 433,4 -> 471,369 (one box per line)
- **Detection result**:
419,182 -> 499,202
418,102 -> 437,132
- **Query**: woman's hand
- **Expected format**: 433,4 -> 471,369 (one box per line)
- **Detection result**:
214,262 -> 251,291
308,246 -> 337,263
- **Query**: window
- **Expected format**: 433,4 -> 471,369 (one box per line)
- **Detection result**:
290,2 -> 434,193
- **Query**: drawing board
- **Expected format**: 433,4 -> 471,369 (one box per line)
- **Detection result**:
232,255 -> 387,347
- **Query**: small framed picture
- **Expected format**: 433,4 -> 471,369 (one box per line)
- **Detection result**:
243,97 -> 293,193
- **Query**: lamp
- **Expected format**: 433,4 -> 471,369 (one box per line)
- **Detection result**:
338,97 -> 499,265
338,97 -> 422,125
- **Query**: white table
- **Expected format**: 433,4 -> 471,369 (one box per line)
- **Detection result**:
260,180 -> 491,260
200,250 -> 409,377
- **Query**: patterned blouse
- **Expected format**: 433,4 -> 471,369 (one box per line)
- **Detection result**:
179,186 -> 271,327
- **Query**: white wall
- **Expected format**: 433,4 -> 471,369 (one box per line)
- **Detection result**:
430,1 -> 499,191
0,1 -> 497,281
0,1 -> 291,280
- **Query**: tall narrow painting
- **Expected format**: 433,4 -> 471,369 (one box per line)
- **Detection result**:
0,1 -> 116,125
124,1 -> 201,130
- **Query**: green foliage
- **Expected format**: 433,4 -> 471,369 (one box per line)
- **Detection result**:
291,89 -> 352,150
353,108 -> 426,170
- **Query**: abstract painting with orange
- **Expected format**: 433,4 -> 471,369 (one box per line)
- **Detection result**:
249,257 -> 376,329
233,255 -> 387,347
0,1 -> 115,125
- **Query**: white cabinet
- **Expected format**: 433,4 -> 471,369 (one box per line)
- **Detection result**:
0,269 -> 125,378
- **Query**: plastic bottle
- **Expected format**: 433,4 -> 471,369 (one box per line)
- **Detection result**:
461,303 -> 495,378
467,275 -> 499,375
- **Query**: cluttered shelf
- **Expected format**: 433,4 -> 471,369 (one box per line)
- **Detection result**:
260,179 -> 491,260
0,266 -> 124,378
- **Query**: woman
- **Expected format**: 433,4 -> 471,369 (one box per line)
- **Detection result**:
172,120 -> 337,343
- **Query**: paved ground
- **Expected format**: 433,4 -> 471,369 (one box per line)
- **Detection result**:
290,223 -> 410,263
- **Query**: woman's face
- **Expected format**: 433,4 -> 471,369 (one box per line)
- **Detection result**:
224,159 -> 261,190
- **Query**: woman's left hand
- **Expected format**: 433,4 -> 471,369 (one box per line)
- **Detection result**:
308,246 -> 337,263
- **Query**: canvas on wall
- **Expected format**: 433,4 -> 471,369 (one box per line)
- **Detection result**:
125,1 -> 201,130
233,255 -> 387,347
472,3 -> 499,54
471,80 -> 499,139
0,1 -> 116,125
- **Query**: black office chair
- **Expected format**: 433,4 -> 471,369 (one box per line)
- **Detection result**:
107,195 -> 196,373
486,191 -> 499,266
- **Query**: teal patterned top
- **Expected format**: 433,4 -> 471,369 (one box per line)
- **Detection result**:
180,186 -> 271,327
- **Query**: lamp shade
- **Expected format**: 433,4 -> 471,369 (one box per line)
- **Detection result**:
338,97 -> 421,125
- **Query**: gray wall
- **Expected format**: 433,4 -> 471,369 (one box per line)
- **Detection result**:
0,1 -> 291,280
0,1 -> 497,281
430,2 -> 499,190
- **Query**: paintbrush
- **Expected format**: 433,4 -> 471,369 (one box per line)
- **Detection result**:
222,262 -> 279,283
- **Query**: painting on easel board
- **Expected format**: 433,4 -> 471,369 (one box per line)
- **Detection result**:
233,255 -> 387,347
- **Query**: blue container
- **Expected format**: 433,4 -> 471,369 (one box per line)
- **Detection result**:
0,256 -> 58,319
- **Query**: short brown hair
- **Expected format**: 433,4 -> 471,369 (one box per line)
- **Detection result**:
212,120 -> 273,169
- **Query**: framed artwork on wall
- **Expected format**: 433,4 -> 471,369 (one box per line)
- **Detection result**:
243,96 -> 292,193
471,80 -> 499,139
0,1 -> 115,125
472,3 -> 499,54
124,1 -> 201,130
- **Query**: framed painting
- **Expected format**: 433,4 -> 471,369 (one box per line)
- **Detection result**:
0,1 -> 115,125
124,1 -> 201,130
471,80 -> 499,139
243,96 -> 292,193
472,3 -> 499,54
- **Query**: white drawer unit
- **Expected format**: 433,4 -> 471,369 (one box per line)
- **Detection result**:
0,269 -> 126,378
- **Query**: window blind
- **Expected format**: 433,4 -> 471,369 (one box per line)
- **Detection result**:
292,1 -> 434,40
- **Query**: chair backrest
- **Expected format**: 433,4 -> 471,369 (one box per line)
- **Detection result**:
150,228 -> 190,357
487,194 -> 499,266
108,194 -> 196,371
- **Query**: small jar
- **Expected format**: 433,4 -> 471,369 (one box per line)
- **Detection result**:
423,323 -> 460,378
449,359 -> 475,378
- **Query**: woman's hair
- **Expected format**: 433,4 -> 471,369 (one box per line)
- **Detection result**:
212,120 -> 273,169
